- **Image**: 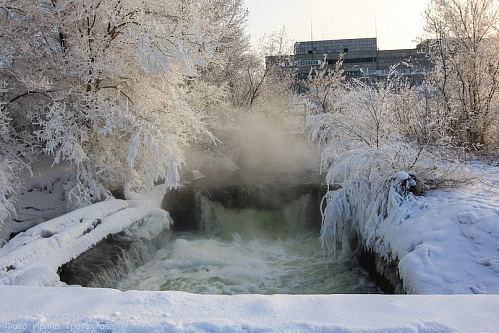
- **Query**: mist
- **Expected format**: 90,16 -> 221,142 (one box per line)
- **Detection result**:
185,108 -> 319,184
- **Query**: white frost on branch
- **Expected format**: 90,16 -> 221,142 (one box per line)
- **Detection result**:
34,102 -> 89,166
0,0 -> 249,221
306,64 -> 465,261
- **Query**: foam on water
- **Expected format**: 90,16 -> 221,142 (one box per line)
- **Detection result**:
117,232 -> 379,294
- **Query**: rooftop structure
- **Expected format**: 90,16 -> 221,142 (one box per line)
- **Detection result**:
267,37 -> 432,91
294,38 -> 377,55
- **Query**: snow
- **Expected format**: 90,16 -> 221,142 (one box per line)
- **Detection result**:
397,187 -> 499,294
0,286 -> 498,332
386,162 -> 499,294
321,161 -> 499,294
0,161 -> 499,331
393,170 -> 410,181
0,185 -> 172,287
0,158 -> 71,243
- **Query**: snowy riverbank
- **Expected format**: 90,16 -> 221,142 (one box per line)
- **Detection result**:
1,286 -> 499,332
0,160 -> 498,331
320,159 -> 499,294
389,160 -> 499,294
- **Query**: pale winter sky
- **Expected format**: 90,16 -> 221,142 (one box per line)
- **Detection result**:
244,0 -> 431,51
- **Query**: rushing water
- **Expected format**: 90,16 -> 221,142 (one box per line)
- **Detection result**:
117,232 -> 379,294
117,193 -> 380,294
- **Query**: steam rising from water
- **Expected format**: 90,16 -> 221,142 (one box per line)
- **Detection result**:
116,111 -> 379,295
186,111 -> 319,176
230,113 -> 317,172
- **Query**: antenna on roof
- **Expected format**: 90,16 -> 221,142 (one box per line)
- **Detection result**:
374,5 -> 378,50
311,18 -> 314,60
310,17 -> 313,42
374,5 -> 379,70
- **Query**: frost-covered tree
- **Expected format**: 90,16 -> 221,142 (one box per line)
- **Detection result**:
0,83 -> 30,235
1,56 -> 45,238
216,27 -> 295,109
197,0 -> 250,111
304,55 -> 345,115
0,0 -> 243,213
192,26 -> 298,172
307,68 -> 464,256
422,0 -> 499,151
252,28 -> 296,114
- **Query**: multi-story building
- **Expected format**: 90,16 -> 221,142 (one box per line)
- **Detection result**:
267,37 -> 432,91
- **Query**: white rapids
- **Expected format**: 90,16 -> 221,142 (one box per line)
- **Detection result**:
117,231 -> 379,295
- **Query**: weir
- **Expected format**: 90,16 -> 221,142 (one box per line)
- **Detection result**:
58,169 -> 326,288
163,169 -> 325,235
117,170 -> 380,294
57,166 -> 384,295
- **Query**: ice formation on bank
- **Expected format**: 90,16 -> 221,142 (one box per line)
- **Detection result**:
321,163 -> 499,294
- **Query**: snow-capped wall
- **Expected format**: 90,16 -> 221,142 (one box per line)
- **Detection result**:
0,185 -> 172,287
1,286 -> 499,332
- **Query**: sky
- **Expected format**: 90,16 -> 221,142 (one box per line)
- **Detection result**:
244,0 -> 431,51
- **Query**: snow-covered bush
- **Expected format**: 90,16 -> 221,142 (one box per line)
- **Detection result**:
309,66 -> 464,188
304,54 -> 345,115
306,65 -> 465,257
320,171 -> 418,258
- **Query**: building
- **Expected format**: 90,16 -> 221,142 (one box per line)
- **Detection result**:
267,37 -> 432,91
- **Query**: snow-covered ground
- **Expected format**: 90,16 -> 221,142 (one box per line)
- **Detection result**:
0,159 -> 71,243
398,187 -> 499,294
394,161 -> 499,294
1,286 -> 499,332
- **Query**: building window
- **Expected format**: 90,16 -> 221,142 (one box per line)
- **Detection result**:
297,60 -> 322,66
